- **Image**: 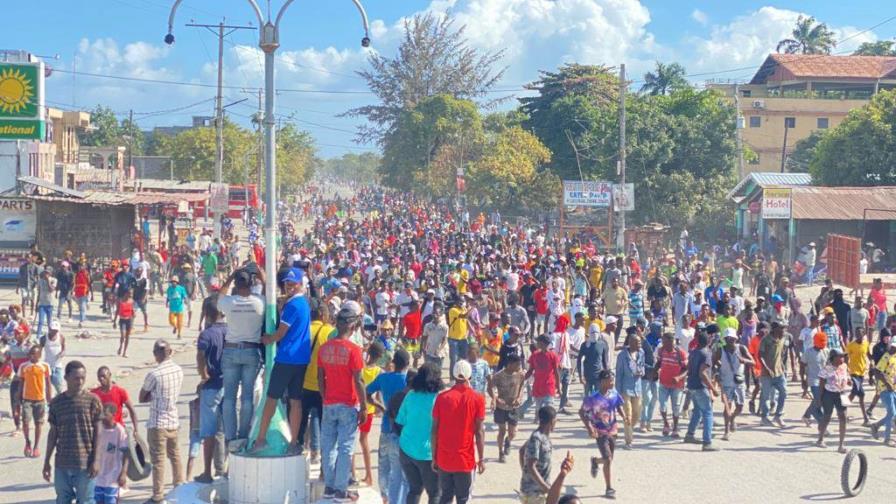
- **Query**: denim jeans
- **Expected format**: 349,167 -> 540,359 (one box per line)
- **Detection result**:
686,388 -> 714,445
76,296 -> 89,324
321,404 -> 360,492
876,390 -> 896,441
37,304 -> 53,337
221,346 -> 261,441
640,379 -> 658,424
448,339 -> 468,378
57,293 -> 73,319
803,385 -> 823,422
658,385 -> 682,416
759,375 -> 787,418
379,432 -> 407,504
50,366 -> 64,395
54,467 -> 96,504
558,368 -> 571,409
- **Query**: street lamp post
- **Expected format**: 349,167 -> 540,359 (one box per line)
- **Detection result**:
164,0 -> 370,454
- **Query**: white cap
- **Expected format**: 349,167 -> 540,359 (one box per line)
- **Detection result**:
49,321 -> 61,331
724,327 -> 738,339
606,315 -> 618,325
453,360 -> 473,380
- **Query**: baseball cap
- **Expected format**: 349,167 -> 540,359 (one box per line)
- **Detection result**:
605,315 -> 618,325
822,307 -> 835,315
49,321 -> 61,332
283,267 -> 304,284
453,360 -> 473,381
337,300 -> 363,321
170,275 -> 180,283
234,270 -> 252,287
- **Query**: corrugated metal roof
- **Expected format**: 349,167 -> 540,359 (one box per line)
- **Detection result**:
726,172 -> 812,201
27,190 -> 207,206
791,186 -> 896,220
18,176 -> 86,198
127,179 -> 211,191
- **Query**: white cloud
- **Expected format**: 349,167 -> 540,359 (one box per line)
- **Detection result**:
685,7 -> 877,80
691,9 -> 708,26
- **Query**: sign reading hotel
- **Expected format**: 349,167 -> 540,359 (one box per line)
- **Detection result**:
761,187 -> 792,219
563,180 -> 613,207
0,61 -> 45,140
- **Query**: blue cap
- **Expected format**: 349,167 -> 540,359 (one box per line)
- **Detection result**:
283,267 -> 304,284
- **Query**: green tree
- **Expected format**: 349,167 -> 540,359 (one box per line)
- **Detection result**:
381,94 -> 483,194
276,124 -> 317,190
852,40 -> 896,56
776,15 -> 836,54
640,62 -> 688,96
320,152 -> 382,183
810,90 -> 896,185
79,105 -> 121,147
786,130 -> 825,172
345,12 -> 505,145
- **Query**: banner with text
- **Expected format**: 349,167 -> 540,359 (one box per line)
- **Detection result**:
563,180 -> 613,207
761,187 -> 792,219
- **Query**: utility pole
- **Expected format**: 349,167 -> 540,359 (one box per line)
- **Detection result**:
734,83 -> 745,179
616,64 -> 626,253
780,117 -> 794,173
187,20 -> 254,237
127,109 -> 134,183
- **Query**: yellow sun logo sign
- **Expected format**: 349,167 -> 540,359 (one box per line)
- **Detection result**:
0,66 -> 37,117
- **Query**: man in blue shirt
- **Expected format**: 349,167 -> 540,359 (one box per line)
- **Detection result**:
252,267 -> 311,454
367,348 -> 411,504
195,301 -> 227,483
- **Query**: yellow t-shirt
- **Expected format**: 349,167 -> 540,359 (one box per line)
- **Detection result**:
481,332 -> 502,368
846,340 -> 870,376
19,361 -> 50,402
457,270 -> 470,295
583,316 -> 605,333
448,306 -> 469,341
876,352 -> 896,390
589,266 -> 604,291
361,365 -> 383,414
303,320 -> 337,392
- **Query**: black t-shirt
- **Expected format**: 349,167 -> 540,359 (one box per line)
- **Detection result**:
687,347 -> 712,390
497,341 -> 524,371
519,283 -> 537,309
133,278 -> 148,302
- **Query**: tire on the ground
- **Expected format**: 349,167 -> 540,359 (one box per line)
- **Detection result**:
840,448 -> 867,497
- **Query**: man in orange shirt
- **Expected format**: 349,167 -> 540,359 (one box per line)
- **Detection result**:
18,345 -> 52,458
431,360 -> 486,504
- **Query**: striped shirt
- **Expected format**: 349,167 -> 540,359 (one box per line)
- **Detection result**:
142,359 -> 184,429
48,390 -> 103,469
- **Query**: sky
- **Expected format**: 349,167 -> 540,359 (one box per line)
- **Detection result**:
2,1 -> 894,158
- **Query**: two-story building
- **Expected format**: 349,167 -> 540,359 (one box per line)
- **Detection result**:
711,53 -> 896,174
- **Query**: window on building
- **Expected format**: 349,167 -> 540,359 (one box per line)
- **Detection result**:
741,89 -> 752,97
817,117 -> 829,129
749,154 -> 760,165
749,116 -> 761,128
784,117 -> 796,128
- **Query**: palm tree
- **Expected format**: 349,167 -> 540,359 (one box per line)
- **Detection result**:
852,40 -> 896,56
776,15 -> 836,54
640,61 -> 688,95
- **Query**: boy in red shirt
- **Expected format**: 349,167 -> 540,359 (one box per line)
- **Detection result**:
525,335 -> 561,413
402,300 -> 423,367
317,301 -> 368,502
534,283 -> 549,337
432,359 -> 486,503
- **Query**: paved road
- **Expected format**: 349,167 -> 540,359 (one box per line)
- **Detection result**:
1,272 -> 894,502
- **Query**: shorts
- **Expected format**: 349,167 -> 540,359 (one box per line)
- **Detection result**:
267,363 -> 306,401
22,400 -> 47,423
850,375 -> 865,398
359,411 -> 374,434
493,407 -> 519,426
596,434 -> 615,460
189,429 -> 202,458
821,389 -> 848,417
723,385 -> 746,406
199,387 -> 224,438
9,379 -> 23,408
534,396 -> 555,411
94,485 -> 120,504
135,299 -> 147,313
118,318 -> 133,332
168,312 -> 185,330
520,494 -> 547,504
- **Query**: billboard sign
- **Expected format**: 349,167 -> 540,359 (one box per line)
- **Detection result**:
563,180 -> 613,207
0,197 -> 37,244
612,183 -> 635,211
762,187 -> 792,219
0,62 -> 45,140
210,183 -> 229,213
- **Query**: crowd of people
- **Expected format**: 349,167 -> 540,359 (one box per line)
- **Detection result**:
5,182 -> 896,504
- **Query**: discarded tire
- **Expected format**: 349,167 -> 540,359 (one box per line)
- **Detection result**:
840,449 -> 867,497
126,427 -> 153,482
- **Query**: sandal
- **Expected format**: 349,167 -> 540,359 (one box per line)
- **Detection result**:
23,443 -> 31,457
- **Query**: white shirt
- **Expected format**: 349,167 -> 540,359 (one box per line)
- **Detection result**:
375,291 -> 391,316
506,271 -> 520,292
217,293 -> 265,344
395,290 -> 419,317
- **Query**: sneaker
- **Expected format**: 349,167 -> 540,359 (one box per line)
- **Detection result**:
773,417 -> 786,428
671,429 -> 681,439
760,417 -> 774,427
503,437 -> 511,456
591,456 -> 600,478
871,422 -> 881,440
683,435 -> 701,445
702,443 -> 719,452
605,488 -> 616,499
322,487 -> 336,499
498,454 -> 506,464
333,489 -> 359,502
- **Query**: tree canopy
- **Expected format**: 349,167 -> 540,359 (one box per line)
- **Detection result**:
776,15 -> 836,54
345,12 -> 505,146
640,62 -> 688,96
852,40 -> 896,56
809,90 -> 896,185
79,105 -> 145,155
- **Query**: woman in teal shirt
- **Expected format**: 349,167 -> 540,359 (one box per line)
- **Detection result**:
396,362 -> 442,504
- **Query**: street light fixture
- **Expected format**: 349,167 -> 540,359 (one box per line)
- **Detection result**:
163,0 -> 370,454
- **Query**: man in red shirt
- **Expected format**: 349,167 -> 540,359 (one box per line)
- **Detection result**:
317,300 -> 368,502
534,282 -> 549,337
91,365 -> 139,431
526,335 -> 561,413
431,360 -> 485,504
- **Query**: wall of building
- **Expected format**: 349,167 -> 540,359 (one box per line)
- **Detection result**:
36,201 -> 135,261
